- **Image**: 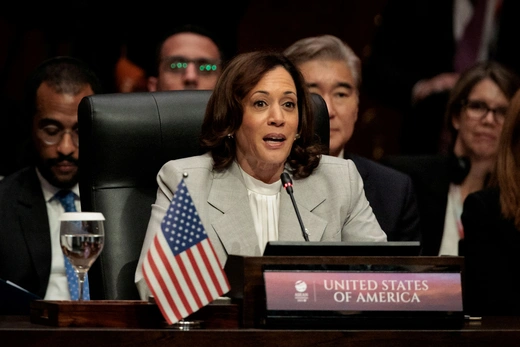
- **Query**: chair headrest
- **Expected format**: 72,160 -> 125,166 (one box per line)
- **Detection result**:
78,90 -> 329,195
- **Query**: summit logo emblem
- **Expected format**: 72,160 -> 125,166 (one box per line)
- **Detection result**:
294,280 -> 309,302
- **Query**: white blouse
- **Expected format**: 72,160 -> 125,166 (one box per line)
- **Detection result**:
439,183 -> 463,256
240,167 -> 281,254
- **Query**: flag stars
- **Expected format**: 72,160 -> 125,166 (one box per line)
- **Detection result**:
161,179 -> 210,252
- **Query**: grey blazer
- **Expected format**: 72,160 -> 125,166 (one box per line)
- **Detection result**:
136,153 -> 386,298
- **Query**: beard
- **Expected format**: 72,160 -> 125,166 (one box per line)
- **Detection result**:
36,154 -> 80,190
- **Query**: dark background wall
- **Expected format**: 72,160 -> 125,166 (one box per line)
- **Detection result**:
1,1 -> 398,172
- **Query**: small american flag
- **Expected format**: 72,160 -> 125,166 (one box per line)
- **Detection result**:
142,178 -> 230,325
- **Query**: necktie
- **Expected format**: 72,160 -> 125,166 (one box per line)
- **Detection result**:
454,0 -> 488,72
55,190 -> 90,300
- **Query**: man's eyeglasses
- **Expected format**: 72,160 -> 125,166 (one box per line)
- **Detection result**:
37,126 -> 79,147
161,56 -> 220,76
462,99 -> 508,124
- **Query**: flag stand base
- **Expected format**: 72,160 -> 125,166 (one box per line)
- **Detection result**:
165,319 -> 203,330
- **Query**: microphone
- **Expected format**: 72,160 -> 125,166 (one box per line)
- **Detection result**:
281,172 -> 309,241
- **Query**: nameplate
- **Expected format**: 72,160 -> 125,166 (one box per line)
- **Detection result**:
264,270 -> 463,312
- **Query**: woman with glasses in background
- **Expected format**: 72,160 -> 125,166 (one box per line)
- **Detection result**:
382,61 -> 520,256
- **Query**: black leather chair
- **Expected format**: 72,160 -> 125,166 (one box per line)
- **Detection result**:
78,90 -> 329,300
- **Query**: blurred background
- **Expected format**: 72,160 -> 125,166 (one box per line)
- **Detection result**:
0,0 -> 396,167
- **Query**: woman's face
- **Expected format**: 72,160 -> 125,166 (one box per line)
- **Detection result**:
453,78 -> 509,160
235,66 -> 299,183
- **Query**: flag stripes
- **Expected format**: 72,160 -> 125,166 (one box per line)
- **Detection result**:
142,179 -> 230,325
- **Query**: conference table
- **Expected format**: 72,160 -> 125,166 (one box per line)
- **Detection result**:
2,314 -> 520,346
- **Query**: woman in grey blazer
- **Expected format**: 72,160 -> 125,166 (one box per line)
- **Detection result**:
135,51 -> 386,300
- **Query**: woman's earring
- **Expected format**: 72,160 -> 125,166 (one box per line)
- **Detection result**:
295,133 -> 300,140
227,133 -> 234,139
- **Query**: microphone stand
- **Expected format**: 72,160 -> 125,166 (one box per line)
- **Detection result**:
281,173 -> 309,241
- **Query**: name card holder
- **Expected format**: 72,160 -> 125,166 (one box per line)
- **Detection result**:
224,255 -> 465,329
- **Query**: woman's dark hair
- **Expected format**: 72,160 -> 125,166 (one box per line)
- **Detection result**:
200,50 -> 324,179
497,89 -> 520,228
444,61 -> 520,149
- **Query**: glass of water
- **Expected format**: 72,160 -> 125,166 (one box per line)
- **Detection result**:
59,212 -> 105,301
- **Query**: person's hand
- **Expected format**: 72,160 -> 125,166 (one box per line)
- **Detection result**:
412,72 -> 460,103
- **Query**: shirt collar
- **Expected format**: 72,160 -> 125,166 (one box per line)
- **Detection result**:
35,167 -> 80,202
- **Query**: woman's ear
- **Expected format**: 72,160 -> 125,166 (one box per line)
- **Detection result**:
452,113 -> 460,131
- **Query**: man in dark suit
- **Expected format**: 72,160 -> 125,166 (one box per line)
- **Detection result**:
284,35 -> 421,243
0,56 -> 102,300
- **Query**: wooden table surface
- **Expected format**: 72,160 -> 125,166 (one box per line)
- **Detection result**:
2,315 -> 520,347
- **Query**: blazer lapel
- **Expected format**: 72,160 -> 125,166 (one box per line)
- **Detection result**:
207,163 -> 261,256
208,166 -> 329,254
17,171 -> 52,293
279,174 -> 328,242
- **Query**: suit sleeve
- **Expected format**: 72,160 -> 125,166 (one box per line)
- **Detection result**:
395,175 -> 422,242
341,161 -> 387,242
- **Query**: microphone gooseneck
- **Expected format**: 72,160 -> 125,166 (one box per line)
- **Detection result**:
281,172 -> 309,241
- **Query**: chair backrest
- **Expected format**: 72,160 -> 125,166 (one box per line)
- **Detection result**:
78,90 -> 329,300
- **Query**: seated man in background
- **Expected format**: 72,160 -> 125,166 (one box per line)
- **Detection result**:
146,24 -> 225,92
284,35 -> 421,243
0,56 -> 102,301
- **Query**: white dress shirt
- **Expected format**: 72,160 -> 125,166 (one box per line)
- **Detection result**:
240,166 -> 281,254
36,168 -> 81,300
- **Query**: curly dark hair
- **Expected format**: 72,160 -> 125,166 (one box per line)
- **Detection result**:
200,50 -> 324,179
